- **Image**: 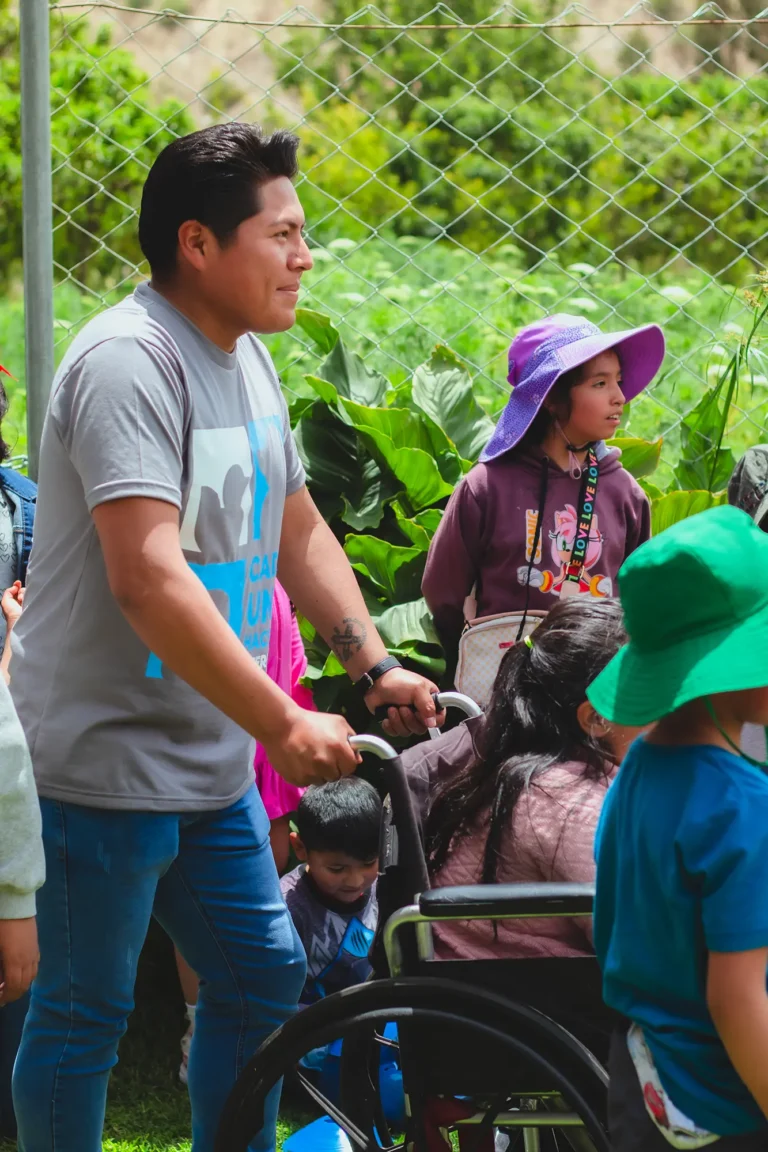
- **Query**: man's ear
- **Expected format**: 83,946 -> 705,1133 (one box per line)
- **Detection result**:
176,219 -> 216,274
576,699 -> 609,738
290,831 -> 308,863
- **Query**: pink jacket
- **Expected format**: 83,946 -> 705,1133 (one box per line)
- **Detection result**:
430,760 -> 616,961
253,581 -> 315,821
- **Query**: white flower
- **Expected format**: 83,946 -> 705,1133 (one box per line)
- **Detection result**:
381,286 -> 413,303
659,285 -> 693,305
567,262 -> 597,276
327,238 -> 357,252
569,297 -> 599,313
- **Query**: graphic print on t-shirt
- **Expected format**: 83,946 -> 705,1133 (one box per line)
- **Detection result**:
146,413 -> 282,679
309,915 -> 376,1002
517,503 -> 613,598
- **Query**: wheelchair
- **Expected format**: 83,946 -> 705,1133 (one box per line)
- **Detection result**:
216,693 -> 615,1152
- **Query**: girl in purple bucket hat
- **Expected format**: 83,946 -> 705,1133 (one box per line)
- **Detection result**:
423,313 -> 665,674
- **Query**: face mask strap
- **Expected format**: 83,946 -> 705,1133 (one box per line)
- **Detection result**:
705,697 -> 768,769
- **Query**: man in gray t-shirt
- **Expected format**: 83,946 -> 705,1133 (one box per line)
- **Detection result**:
12,124 -> 440,1152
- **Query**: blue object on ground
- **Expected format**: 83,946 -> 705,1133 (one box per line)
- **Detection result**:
283,1116 -> 353,1151
308,1021 -> 405,1128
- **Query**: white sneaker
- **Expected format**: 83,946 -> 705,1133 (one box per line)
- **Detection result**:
179,1019 -> 193,1086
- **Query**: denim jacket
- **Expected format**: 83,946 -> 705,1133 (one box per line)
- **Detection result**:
0,467 -> 37,584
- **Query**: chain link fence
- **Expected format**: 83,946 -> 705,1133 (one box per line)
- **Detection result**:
23,1 -> 768,473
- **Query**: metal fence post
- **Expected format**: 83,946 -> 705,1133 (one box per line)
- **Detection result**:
20,0 -> 54,481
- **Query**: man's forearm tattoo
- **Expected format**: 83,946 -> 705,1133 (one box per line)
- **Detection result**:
331,617 -> 367,663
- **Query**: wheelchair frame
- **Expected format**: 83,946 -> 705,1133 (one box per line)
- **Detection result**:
215,693 -> 612,1152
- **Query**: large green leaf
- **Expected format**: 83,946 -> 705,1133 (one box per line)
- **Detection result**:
412,345 -> 495,464
297,396 -> 401,530
321,651 -> 347,678
419,411 -> 468,485
638,479 -> 665,501
674,388 -> 735,493
651,489 -> 727,535
339,393 -> 464,486
340,454 -> 402,532
304,373 -> 339,406
388,644 -> 445,678
341,400 -> 455,511
288,396 -> 314,428
344,535 -> 424,603
294,403 -> 361,522
320,340 -> 389,407
295,403 -> 358,495
394,505 -> 444,549
295,308 -> 340,355
372,598 -> 441,649
608,436 -> 662,479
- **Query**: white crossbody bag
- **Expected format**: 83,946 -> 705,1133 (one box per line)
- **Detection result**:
454,593 -> 545,709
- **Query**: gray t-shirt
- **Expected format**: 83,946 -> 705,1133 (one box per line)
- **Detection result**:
11,283 -> 305,811
280,865 -> 378,1004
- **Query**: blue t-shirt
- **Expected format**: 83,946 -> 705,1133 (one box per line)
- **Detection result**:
594,739 -> 768,1136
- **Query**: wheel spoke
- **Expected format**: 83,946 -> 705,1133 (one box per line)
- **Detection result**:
294,1067 -> 372,1150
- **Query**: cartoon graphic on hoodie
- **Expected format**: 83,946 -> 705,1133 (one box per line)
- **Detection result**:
422,445 -> 649,660
517,504 -> 612,598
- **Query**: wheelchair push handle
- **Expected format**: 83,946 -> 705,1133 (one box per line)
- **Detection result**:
348,733 -> 399,760
372,690 -> 482,725
348,735 -> 430,898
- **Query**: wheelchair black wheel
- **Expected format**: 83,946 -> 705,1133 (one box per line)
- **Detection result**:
215,977 -> 609,1152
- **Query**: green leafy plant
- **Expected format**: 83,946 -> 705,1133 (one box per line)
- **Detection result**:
274,0 -> 768,282
0,1 -> 194,288
289,303 -> 750,722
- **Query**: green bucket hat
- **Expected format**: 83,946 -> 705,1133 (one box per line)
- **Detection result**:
587,504 -> 768,726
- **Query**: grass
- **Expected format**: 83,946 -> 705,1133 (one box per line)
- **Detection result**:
0,922 -> 311,1152
2,238 -> 767,476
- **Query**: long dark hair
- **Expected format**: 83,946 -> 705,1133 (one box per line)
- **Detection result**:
518,365 -> 582,451
425,597 -> 626,883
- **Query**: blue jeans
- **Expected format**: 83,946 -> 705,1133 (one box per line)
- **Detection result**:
0,994 -> 28,1137
13,786 -> 306,1152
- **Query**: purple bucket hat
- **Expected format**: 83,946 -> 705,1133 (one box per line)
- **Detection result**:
481,313 -> 665,463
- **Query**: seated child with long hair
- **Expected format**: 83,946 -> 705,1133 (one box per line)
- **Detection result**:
405,597 -> 641,960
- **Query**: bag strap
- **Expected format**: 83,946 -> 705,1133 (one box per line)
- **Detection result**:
516,456 -> 551,641
560,444 -> 600,595
463,584 -> 478,624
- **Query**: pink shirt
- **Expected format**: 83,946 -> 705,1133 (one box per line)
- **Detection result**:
431,761 -> 616,961
253,581 -> 315,821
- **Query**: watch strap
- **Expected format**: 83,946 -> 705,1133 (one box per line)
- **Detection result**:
356,655 -> 402,696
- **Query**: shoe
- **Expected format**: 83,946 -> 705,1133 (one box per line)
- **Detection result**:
179,1019 -> 193,1086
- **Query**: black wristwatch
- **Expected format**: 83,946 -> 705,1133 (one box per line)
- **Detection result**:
355,656 -> 402,696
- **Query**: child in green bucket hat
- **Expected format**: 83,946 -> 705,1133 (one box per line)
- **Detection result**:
588,504 -> 768,1150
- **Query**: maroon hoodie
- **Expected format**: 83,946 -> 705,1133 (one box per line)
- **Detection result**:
422,445 -> 650,658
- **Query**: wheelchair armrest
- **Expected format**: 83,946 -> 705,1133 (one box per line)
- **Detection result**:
418,882 -> 594,920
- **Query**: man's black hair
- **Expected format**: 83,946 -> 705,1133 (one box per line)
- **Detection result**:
138,122 -> 300,281
296,777 -> 382,862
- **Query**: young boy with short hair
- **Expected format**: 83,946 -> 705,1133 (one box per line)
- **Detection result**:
589,505 -> 768,1150
281,776 -> 381,1004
